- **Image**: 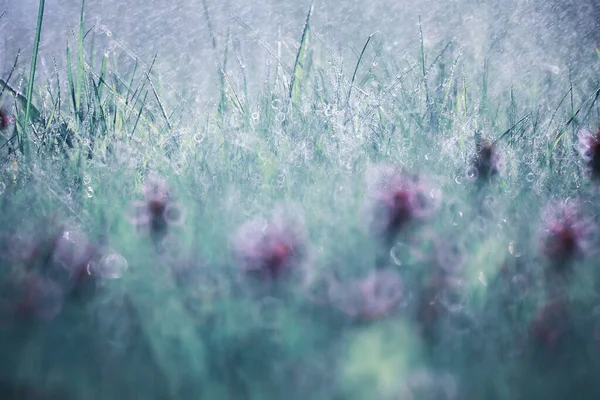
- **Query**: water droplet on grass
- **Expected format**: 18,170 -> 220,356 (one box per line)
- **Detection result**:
466,166 -> 479,181
193,132 -> 205,143
86,186 -> 94,198
526,172 -> 535,182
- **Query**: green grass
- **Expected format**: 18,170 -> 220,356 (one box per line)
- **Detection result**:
0,1 -> 599,399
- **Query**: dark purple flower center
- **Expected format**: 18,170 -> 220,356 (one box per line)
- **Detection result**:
264,239 -> 292,277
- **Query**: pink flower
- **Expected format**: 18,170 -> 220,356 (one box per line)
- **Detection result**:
540,201 -> 596,270
231,207 -> 307,280
13,273 -> 65,321
50,229 -> 97,289
329,269 -> 404,321
0,107 -> 14,131
578,127 -> 600,180
471,133 -> 501,182
366,164 -> 440,241
128,175 -> 184,241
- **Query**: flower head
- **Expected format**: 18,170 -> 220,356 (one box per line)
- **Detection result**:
231,207 -> 307,280
128,175 -> 184,242
578,127 -> 600,180
471,132 -> 501,182
366,164 -> 439,241
540,200 -> 596,270
13,273 -> 65,321
0,106 -> 14,131
329,269 -> 404,321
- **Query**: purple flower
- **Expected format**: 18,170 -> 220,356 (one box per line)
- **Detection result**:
366,164 -> 440,241
0,107 -> 14,131
231,207 -> 307,280
540,201 -> 596,269
471,133 -> 501,181
578,127 -> 600,180
13,273 -> 65,321
329,269 -> 404,321
128,175 -> 184,241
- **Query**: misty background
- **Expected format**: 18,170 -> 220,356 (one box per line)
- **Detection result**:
0,0 -> 598,106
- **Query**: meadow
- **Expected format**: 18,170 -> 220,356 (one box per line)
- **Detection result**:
0,1 -> 599,398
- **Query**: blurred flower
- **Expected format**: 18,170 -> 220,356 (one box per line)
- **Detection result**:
0,106 -> 14,131
231,207 -> 307,280
366,164 -> 439,242
13,273 -> 65,321
471,132 -> 501,182
50,228 -> 98,290
578,127 -> 600,180
540,201 -> 596,270
529,299 -> 571,352
128,175 -> 184,242
0,223 -> 102,312
329,269 -> 404,321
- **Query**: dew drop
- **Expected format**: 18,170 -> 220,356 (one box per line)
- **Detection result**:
193,132 -> 205,143
466,166 -> 479,181
508,241 -> 523,257
526,172 -> 535,182
86,186 -> 94,198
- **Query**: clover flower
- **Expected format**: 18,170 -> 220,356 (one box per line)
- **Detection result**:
366,164 -> 440,242
578,127 -> 600,180
128,175 -> 184,243
231,207 -> 307,280
470,132 -> 501,182
0,106 -> 14,131
328,269 -> 404,321
540,201 -> 596,271
13,273 -> 65,321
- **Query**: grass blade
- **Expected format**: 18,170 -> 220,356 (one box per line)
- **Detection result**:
75,0 -> 87,121
66,40 -> 78,119
22,0 -> 46,153
346,32 -> 375,107
289,3 -> 313,104
0,49 -> 20,100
